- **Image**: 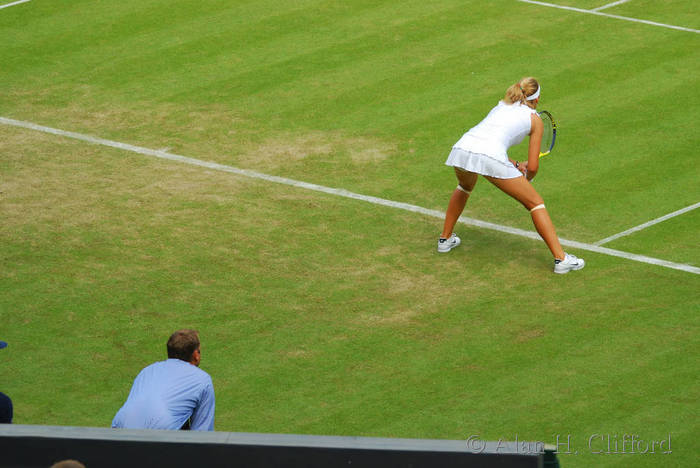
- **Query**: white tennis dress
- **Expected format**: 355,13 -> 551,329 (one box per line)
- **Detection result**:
446,101 -> 536,179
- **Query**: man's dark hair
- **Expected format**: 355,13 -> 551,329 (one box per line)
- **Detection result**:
167,329 -> 200,362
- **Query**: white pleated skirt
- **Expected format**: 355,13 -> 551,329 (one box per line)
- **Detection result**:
445,147 -> 522,179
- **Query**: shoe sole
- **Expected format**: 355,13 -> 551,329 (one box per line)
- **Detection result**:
437,239 -> 460,253
554,261 -> 585,274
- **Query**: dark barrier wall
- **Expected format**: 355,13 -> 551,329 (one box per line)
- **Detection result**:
0,425 -> 557,468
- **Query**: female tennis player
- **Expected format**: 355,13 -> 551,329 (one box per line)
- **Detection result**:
438,77 -> 584,274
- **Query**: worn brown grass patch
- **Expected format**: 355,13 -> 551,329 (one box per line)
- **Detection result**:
0,125 -> 250,232
237,131 -> 396,172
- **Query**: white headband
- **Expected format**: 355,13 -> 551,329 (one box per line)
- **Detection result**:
526,85 -> 540,101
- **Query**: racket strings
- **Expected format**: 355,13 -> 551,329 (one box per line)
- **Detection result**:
541,116 -> 554,154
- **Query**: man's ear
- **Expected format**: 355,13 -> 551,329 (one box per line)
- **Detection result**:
191,348 -> 201,366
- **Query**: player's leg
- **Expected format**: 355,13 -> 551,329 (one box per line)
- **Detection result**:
439,168 -> 478,252
483,175 -> 566,260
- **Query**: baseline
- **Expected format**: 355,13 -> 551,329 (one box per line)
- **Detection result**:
1,116 -> 698,275
517,0 -> 700,34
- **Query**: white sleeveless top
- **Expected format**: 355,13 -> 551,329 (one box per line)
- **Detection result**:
453,101 -> 536,162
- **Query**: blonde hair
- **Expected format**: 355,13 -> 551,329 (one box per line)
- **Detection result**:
504,77 -> 540,108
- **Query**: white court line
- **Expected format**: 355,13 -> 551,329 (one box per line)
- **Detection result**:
592,0 -> 631,12
1,116 -> 699,275
595,202 -> 700,246
0,0 -> 30,10
518,0 -> 700,34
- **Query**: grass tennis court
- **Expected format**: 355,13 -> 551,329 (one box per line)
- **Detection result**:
1,1 -> 698,466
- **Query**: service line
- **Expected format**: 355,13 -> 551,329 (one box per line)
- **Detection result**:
592,0 -> 631,12
0,0 -> 31,10
517,0 -> 700,34
595,202 -> 700,246
1,116 -> 698,275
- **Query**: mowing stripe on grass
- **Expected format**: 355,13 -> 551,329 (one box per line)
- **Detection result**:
0,0 -> 30,10
517,0 -> 700,34
1,116 -> 699,275
595,202 -> 700,246
592,0 -> 631,12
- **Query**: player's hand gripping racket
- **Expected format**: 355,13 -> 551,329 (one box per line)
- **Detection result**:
538,110 -> 556,158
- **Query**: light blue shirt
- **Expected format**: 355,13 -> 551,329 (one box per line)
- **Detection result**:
112,359 -> 215,431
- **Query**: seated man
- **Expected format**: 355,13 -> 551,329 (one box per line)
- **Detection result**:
112,329 -> 215,431
0,341 -> 11,424
0,392 -> 11,424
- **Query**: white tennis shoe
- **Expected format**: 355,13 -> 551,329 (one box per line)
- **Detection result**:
437,233 -> 461,253
554,253 -> 585,274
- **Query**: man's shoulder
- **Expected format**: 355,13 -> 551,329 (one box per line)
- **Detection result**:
138,359 -> 211,384
167,359 -> 212,380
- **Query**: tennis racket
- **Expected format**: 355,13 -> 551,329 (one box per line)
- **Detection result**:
538,110 -> 556,158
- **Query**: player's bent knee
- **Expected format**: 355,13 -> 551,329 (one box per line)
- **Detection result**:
529,204 -> 546,213
457,185 -> 471,194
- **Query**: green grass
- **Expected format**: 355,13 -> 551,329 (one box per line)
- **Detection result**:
1,1 -> 699,467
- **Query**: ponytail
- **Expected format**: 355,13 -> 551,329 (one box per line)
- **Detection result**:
504,77 -> 540,108
504,82 -> 527,104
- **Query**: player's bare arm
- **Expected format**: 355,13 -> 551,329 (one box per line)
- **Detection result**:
526,113 -> 543,180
